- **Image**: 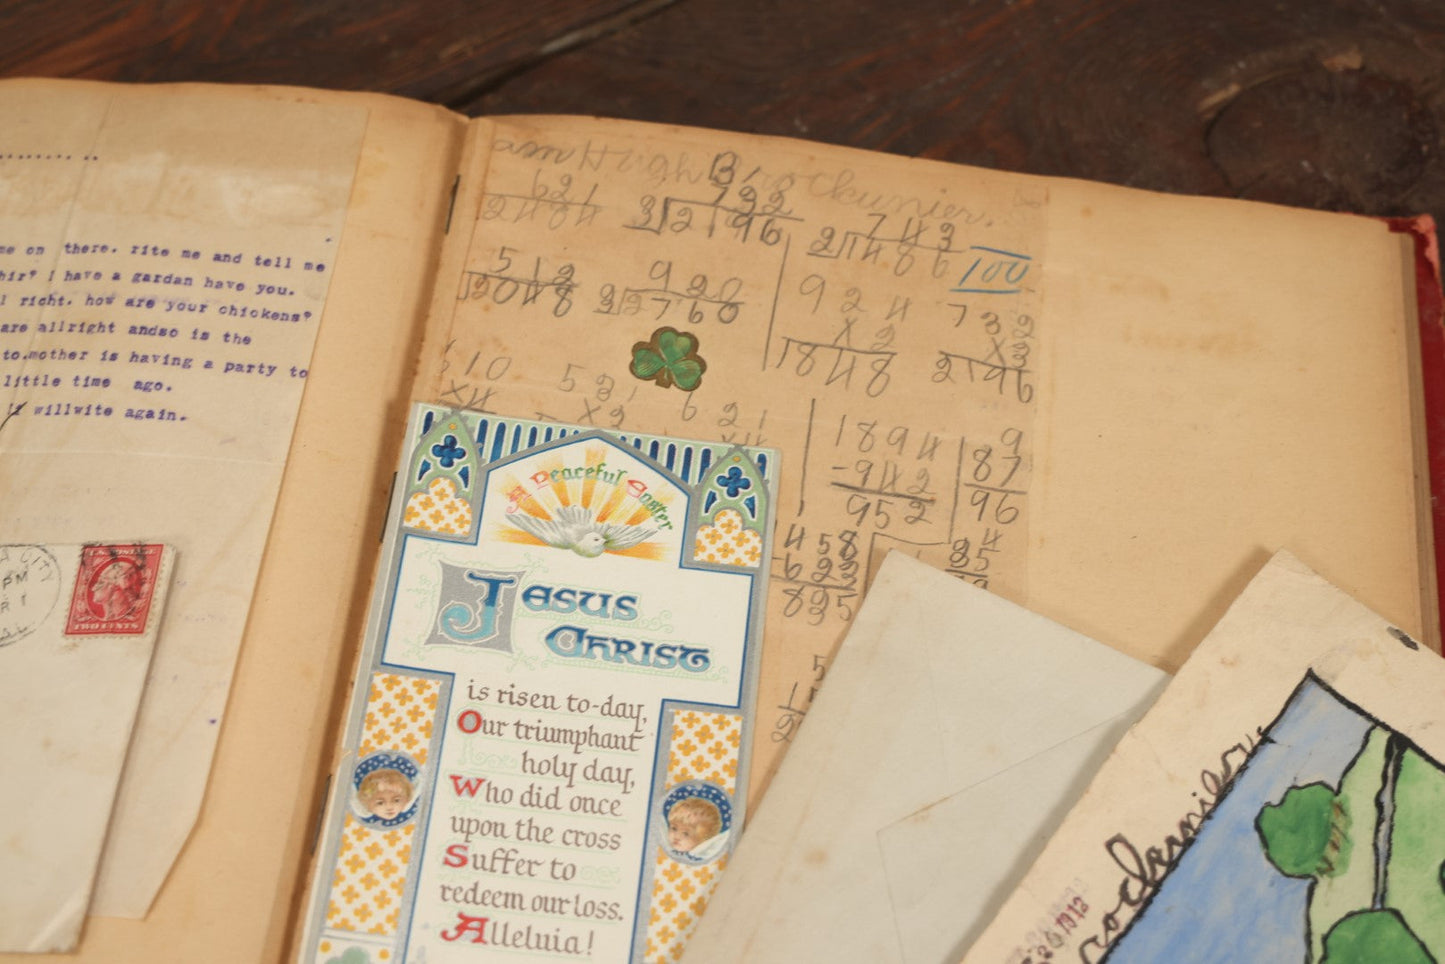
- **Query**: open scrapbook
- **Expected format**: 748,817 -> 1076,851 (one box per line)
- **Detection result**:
0,78 -> 1439,961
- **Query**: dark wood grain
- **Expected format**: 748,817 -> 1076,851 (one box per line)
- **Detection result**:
461,0 -> 1445,219
4,0 -> 1445,220
0,1 -> 662,100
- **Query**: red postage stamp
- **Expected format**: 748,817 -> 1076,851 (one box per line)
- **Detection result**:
65,543 -> 165,636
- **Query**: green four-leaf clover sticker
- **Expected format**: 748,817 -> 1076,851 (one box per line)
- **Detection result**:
630,326 -> 707,391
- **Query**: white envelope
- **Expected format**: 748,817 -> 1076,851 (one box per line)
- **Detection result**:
684,552 -> 1167,964
0,543 -> 173,952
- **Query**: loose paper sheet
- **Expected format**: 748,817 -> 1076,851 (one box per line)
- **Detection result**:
684,552 -> 1167,964
299,405 -> 777,963
0,84 -> 464,964
0,84 -> 365,915
963,550 -> 1445,963
420,115 -> 1428,809
0,543 -> 174,952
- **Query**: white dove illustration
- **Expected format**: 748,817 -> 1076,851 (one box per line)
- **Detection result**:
506,504 -> 657,557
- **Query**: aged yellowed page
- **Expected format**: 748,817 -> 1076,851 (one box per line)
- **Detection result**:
0,82 -> 465,962
1032,184 -> 1429,667
416,116 -> 1430,807
0,80 -> 365,919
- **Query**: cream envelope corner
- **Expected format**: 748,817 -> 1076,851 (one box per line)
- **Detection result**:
0,542 -> 175,953
684,551 -> 1167,964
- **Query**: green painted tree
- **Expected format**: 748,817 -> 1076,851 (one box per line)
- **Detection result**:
1320,909 -> 1432,963
1256,728 -> 1445,963
1257,783 -> 1350,879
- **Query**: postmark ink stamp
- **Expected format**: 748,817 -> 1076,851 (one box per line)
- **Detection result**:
0,545 -> 62,648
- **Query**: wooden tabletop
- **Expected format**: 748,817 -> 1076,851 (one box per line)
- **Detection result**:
4,1 -> 1445,227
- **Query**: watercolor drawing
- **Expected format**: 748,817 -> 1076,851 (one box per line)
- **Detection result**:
1104,672 -> 1445,963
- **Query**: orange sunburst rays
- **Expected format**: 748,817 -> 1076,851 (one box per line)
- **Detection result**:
494,445 -> 673,558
